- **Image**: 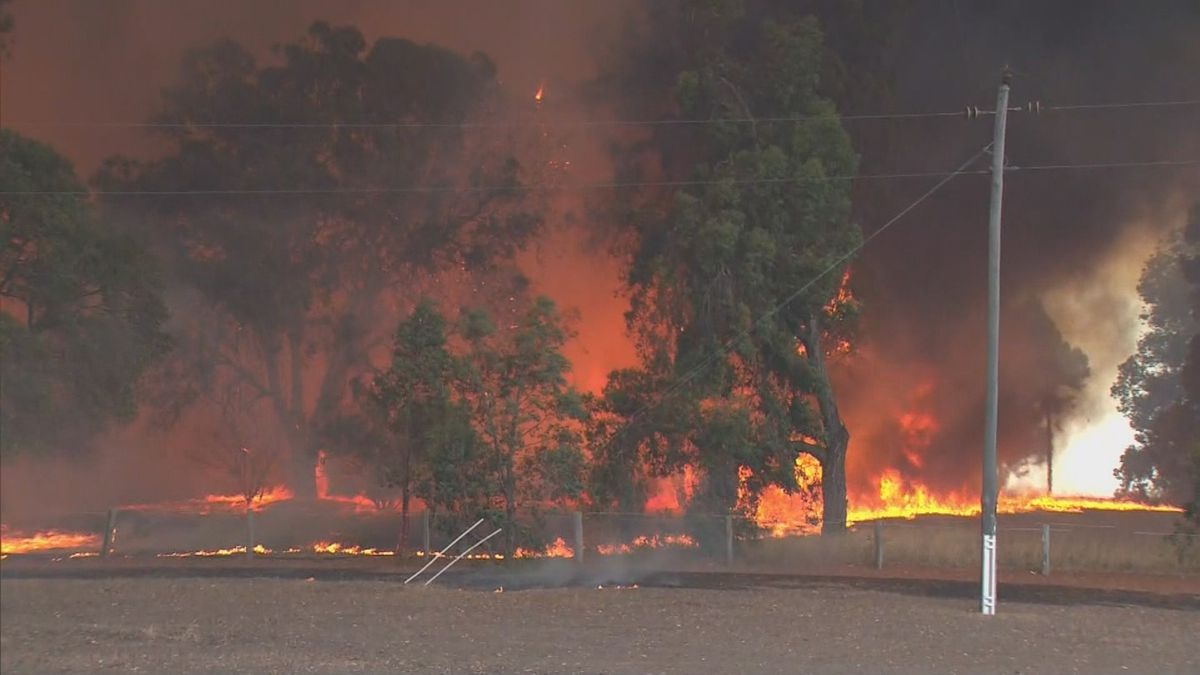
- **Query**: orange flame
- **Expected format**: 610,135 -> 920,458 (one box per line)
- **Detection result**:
1,526 -> 101,555
514,536 -> 573,559
534,82 -> 545,103
309,541 -> 395,556
315,451 -> 391,512
122,485 -> 293,514
156,544 -> 271,558
595,534 -> 697,556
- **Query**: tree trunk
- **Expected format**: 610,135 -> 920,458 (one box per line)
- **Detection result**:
805,310 -> 850,535
397,483 -> 411,557
821,442 -> 848,534
1045,405 -> 1054,495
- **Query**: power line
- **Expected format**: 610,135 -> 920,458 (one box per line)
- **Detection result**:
1009,159 -> 1200,172
1,169 -> 979,196
3,159 -> 1193,197
11,110 -> 963,130
597,143 -> 995,447
9,99 -> 1197,131
1045,100 -> 1200,112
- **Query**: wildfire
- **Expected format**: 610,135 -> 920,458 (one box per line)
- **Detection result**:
738,445 -> 1182,537
0,526 -> 101,555
315,451 -> 391,513
514,536 -> 573,559
595,533 -> 697,556
824,270 -> 854,314
122,485 -> 294,514
309,541 -> 394,556
156,544 -> 271,558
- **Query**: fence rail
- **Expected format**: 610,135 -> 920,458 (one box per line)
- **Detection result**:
3,506 -> 1197,576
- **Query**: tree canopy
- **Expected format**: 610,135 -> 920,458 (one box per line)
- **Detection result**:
96,22 -> 540,494
1113,204 -> 1200,505
0,130 -> 171,456
591,0 -> 861,532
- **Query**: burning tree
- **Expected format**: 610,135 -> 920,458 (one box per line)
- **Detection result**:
96,23 -> 541,496
591,2 -> 860,532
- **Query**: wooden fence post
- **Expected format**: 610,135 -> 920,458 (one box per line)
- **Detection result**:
725,515 -> 734,568
573,511 -> 584,563
100,508 -> 118,557
873,521 -> 884,570
422,510 -> 432,557
245,508 -> 255,560
1041,524 -> 1051,576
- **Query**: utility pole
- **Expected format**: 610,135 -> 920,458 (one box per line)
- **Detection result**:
968,69 -> 1040,616
981,67 -> 1010,617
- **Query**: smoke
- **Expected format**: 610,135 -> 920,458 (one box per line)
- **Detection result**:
3,0 -> 1199,522
838,0 -> 1200,496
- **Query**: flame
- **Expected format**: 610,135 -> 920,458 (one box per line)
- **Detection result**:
534,82 -> 545,103
595,534 -> 697,556
309,541 -> 394,556
156,544 -> 271,558
122,485 -> 293,514
644,466 -> 699,514
315,451 -> 389,513
1,526 -> 101,554
824,269 -> 854,314
844,471 -> 1183,524
514,536 -> 573,559
744,455 -> 824,536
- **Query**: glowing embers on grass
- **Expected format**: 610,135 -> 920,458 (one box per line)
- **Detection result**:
122,485 -> 294,515
309,541 -> 394,556
514,537 -> 573,559
157,544 -> 272,558
594,534 -> 697,556
0,525 -> 101,555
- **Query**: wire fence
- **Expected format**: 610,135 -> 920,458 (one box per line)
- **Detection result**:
2,504 -> 1197,576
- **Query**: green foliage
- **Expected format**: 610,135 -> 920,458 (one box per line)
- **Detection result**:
593,2 -> 859,521
0,131 -> 171,455
358,296 -> 586,550
96,23 -> 541,490
369,300 -> 458,502
455,296 -> 587,549
1113,204 -> 1200,505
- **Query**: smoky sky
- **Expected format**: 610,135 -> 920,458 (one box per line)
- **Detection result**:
2,0 -> 1199,507
833,0 -> 1200,493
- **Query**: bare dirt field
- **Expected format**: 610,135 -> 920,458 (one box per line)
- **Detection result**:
2,565 -> 1198,674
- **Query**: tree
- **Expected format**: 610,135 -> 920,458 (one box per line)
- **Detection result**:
456,296 -> 587,553
97,23 -> 540,496
1009,301 -> 1090,494
1113,204 -> 1200,504
0,0 -> 13,58
0,131 -> 171,456
187,379 -> 284,508
595,1 -> 860,532
366,299 -> 463,552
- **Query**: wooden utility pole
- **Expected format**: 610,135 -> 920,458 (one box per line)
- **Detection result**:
980,67 -> 1011,617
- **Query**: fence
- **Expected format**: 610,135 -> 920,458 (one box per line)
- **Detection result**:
3,504 -> 1197,576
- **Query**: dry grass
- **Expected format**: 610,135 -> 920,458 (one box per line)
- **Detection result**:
740,515 -> 1200,576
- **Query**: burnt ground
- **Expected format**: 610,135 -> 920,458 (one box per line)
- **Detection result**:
2,561 -> 1198,674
